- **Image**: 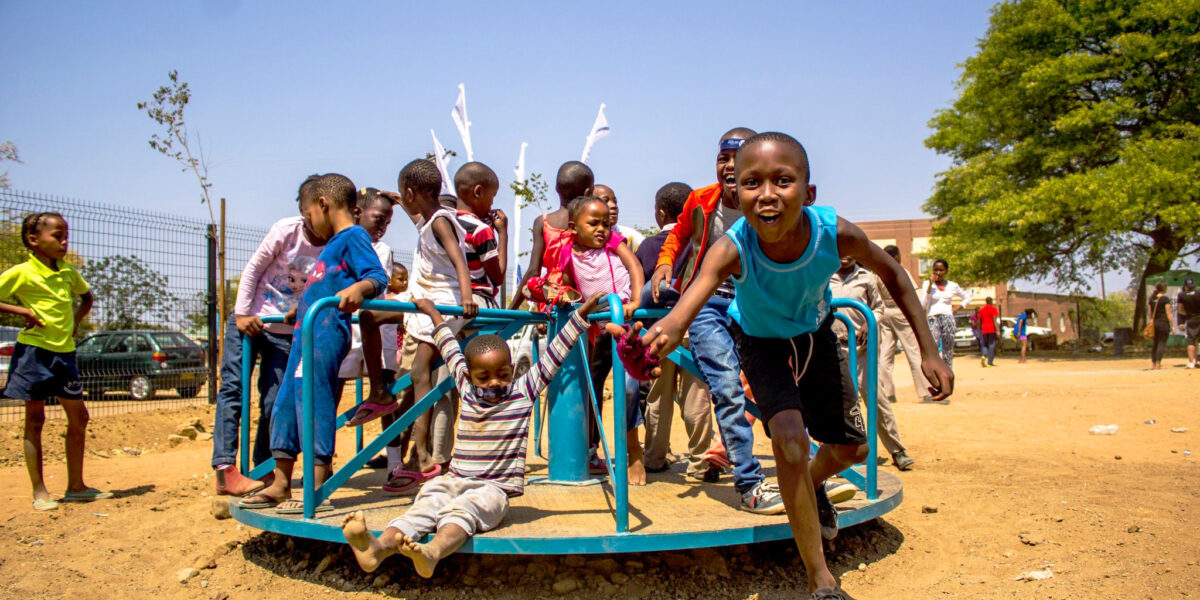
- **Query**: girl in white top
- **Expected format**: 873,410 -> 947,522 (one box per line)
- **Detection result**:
920,258 -> 972,370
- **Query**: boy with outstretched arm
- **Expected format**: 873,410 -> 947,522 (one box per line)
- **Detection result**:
238,173 -> 388,513
342,292 -> 620,576
641,133 -> 953,600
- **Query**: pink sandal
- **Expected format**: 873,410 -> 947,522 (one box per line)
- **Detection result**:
382,464 -> 442,494
344,401 -> 401,428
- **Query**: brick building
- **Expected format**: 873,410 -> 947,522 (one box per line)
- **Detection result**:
858,218 -> 1082,341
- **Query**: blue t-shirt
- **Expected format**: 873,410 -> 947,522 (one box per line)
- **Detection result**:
293,225 -> 387,335
727,205 -> 841,338
1014,313 -> 1028,338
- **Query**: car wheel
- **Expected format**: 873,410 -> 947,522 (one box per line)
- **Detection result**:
176,385 -> 202,399
514,358 -> 531,378
129,375 -> 154,400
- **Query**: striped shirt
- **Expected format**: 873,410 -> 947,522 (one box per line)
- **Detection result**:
433,310 -> 588,496
455,210 -> 500,299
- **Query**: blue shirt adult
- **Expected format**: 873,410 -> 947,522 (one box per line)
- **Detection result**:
726,205 -> 841,338
1014,313 -> 1028,338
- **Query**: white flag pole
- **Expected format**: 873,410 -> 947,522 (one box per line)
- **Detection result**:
430,129 -> 454,196
450,83 -> 474,162
580,103 -> 610,165
512,142 -> 528,292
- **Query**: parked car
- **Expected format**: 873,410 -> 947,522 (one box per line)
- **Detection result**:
999,317 -> 1056,350
507,324 -> 547,378
75,330 -> 207,400
952,314 -> 1056,353
0,325 -> 19,376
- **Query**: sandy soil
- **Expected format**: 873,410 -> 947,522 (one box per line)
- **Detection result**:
0,353 -> 1197,599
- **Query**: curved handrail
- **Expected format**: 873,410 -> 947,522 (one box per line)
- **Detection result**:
240,295 -> 879,521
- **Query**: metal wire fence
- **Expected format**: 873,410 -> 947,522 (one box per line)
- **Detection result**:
0,190 -> 267,421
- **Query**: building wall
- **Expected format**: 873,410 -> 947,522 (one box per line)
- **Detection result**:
858,218 -> 1081,341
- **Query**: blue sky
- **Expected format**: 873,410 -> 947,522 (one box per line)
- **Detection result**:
12,1 -> 1114,286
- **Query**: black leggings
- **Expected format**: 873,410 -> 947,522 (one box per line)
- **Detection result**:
1152,323 -> 1170,363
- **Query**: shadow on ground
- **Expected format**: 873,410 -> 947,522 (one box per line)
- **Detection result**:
239,517 -> 904,598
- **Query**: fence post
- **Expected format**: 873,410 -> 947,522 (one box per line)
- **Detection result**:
206,224 -> 219,405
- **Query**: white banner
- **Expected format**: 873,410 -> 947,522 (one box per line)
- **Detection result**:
430,129 -> 454,196
512,142 -> 528,292
580,103 -> 610,164
450,83 -> 474,162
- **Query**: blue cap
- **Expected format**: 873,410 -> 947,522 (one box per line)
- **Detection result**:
719,138 -> 745,152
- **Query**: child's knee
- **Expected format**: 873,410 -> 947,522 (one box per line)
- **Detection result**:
832,442 -> 868,465
25,411 -> 46,431
770,417 -> 810,466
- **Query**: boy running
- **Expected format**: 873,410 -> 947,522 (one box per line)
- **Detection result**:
642,133 -> 952,599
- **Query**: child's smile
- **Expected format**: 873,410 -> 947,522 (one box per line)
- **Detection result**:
736,140 -> 816,246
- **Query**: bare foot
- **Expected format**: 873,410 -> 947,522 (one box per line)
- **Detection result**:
629,455 -> 647,486
396,533 -> 439,578
627,442 -> 646,486
342,511 -> 394,572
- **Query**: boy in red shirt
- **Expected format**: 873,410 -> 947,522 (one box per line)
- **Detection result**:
978,297 -> 1000,367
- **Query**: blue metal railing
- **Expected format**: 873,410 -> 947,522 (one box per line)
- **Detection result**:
238,295 -> 880,524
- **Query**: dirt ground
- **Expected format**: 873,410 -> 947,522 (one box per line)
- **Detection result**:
0,352 -> 1197,599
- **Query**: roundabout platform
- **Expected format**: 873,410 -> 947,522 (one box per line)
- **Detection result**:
229,453 -> 902,554
229,297 -> 902,554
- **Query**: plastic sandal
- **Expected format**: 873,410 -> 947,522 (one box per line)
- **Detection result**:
275,499 -> 333,515
344,400 -> 401,428
32,497 -> 59,511
382,464 -> 442,494
61,488 -> 114,502
237,492 -> 282,510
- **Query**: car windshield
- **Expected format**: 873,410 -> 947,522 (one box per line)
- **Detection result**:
151,332 -> 195,348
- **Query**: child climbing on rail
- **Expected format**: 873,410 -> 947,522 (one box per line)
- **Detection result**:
238,173 -> 388,514
344,159 -> 476,488
509,161 -> 594,310
341,292 -> 643,576
555,196 -> 644,478
0,212 -> 104,511
640,133 -> 954,600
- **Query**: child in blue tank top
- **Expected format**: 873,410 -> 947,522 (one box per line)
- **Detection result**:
641,132 -> 953,600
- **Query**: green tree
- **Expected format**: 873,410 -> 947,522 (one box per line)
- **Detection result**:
924,0 -> 1200,336
511,172 -> 552,258
1079,290 -> 1135,333
181,275 -> 237,334
81,255 -> 177,330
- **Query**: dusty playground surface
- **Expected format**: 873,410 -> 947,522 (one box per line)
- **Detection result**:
0,353 -> 1196,599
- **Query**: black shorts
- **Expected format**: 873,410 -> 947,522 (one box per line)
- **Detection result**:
1186,317 -> 1200,344
2,343 -> 84,402
732,317 -> 867,446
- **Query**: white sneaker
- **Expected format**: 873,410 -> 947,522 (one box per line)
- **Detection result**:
740,480 -> 786,515
824,481 -> 858,504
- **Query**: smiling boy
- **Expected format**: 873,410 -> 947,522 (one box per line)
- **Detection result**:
642,132 -> 953,600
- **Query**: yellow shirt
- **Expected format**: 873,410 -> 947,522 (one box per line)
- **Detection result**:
0,256 -> 90,353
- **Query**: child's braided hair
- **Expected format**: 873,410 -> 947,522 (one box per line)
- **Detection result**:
20,212 -> 64,250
